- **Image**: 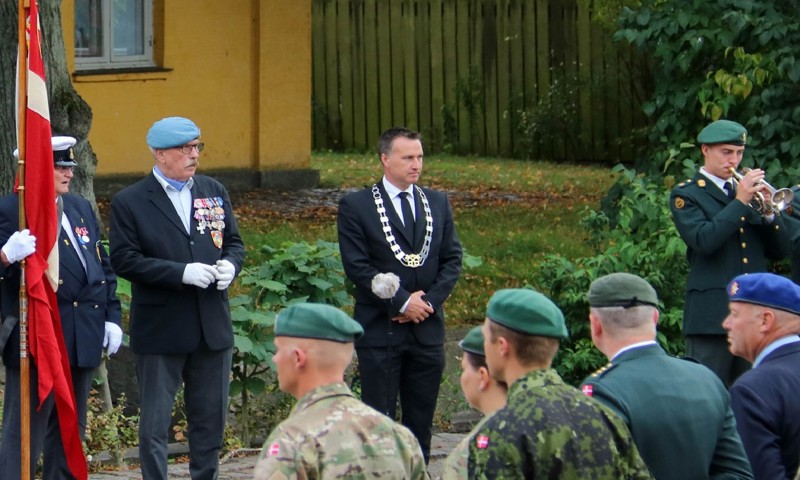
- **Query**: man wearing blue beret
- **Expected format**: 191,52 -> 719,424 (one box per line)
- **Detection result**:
109,117 -> 245,479
581,273 -> 752,479
468,288 -> 652,479
670,119 -> 790,387
253,303 -> 428,479
724,272 -> 800,479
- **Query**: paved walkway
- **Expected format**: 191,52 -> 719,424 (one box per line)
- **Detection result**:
88,432 -> 466,479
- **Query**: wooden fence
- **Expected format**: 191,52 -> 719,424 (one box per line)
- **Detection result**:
312,0 -> 651,162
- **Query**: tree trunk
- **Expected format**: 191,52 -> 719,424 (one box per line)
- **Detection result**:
0,0 -> 96,207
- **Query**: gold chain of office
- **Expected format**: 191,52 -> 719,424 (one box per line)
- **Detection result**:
372,184 -> 433,268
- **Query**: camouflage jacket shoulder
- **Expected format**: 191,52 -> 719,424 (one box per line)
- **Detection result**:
253,382 -> 429,479
468,369 -> 652,480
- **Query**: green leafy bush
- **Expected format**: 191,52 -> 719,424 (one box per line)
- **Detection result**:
616,0 -> 800,186
227,240 -> 352,445
539,166 -> 688,385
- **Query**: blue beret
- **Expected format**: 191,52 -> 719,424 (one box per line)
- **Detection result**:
486,288 -> 569,339
146,117 -> 200,149
727,273 -> 800,315
275,303 -> 363,342
459,326 -> 485,356
697,120 -> 748,146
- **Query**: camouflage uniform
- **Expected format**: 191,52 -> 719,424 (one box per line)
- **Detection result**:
253,382 -> 430,479
467,369 -> 653,479
440,415 -> 490,479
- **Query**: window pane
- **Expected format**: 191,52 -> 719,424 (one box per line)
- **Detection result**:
113,0 -> 145,57
74,0 -> 104,58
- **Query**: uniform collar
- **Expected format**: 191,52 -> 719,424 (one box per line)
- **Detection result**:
754,335 -> 800,367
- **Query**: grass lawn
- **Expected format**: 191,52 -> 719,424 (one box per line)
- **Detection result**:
239,152 -> 617,327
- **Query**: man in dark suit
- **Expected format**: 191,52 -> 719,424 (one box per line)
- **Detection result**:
337,126 -> 462,461
670,119 -> 790,387
109,117 -> 245,480
581,272 -> 752,479
0,136 -> 123,479
724,272 -> 800,479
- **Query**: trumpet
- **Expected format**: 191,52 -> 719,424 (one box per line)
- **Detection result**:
729,168 -> 794,216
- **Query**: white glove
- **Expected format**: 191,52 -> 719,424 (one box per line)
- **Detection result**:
182,263 -> 218,288
215,259 -> 236,290
103,322 -> 123,355
2,229 -> 36,264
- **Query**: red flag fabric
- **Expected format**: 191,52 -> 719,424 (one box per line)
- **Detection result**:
22,1 -> 87,478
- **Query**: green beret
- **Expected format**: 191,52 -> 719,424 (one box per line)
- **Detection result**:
486,288 -> 568,339
697,120 -> 748,146
588,272 -> 658,308
275,303 -> 363,343
459,326 -> 485,356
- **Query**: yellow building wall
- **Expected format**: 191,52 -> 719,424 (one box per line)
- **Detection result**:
63,0 -> 311,177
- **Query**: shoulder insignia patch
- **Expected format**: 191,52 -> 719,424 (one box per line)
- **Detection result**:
581,384 -> 593,397
267,442 -> 280,456
674,197 -> 685,209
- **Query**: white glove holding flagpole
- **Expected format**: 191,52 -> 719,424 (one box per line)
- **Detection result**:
215,259 -> 236,290
103,322 -> 123,355
2,229 -> 37,264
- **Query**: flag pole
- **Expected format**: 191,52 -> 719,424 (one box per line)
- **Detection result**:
17,0 -> 31,479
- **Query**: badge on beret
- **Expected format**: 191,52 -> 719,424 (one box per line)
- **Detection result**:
742,131 -> 747,143
729,281 -> 739,296
674,197 -> 685,209
476,435 -> 489,449
697,179 -> 706,187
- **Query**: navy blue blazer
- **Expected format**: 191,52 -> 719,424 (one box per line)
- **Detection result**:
337,182 -> 462,347
730,341 -> 800,479
0,194 -> 121,369
109,173 -> 244,354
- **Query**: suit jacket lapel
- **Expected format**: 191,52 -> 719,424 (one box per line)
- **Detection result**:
146,174 -> 190,237
59,227 -> 86,282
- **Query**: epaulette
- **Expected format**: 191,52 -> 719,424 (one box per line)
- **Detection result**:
680,355 -> 701,364
589,362 -> 615,378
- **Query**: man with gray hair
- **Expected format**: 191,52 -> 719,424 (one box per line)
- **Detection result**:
581,272 -> 752,479
724,272 -> 800,479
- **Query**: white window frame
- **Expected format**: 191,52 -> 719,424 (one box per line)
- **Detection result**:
75,0 -> 154,70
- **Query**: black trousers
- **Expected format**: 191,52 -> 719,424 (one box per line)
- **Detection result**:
357,336 -> 445,463
135,348 -> 233,480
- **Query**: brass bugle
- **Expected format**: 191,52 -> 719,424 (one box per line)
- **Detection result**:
729,168 -> 794,215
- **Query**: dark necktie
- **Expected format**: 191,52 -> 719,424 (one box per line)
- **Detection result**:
724,181 -> 735,200
399,191 -> 416,239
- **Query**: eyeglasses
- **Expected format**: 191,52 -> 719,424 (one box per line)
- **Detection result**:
173,143 -> 204,154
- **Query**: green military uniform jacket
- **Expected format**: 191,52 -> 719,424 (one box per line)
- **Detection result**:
670,172 -> 789,334
254,382 -> 429,479
581,343 -> 753,480
467,368 -> 653,480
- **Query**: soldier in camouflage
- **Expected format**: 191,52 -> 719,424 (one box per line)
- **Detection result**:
467,288 -> 654,479
440,326 -> 506,479
253,303 -> 429,479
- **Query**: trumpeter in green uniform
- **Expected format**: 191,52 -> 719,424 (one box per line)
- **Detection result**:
670,119 -> 790,386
